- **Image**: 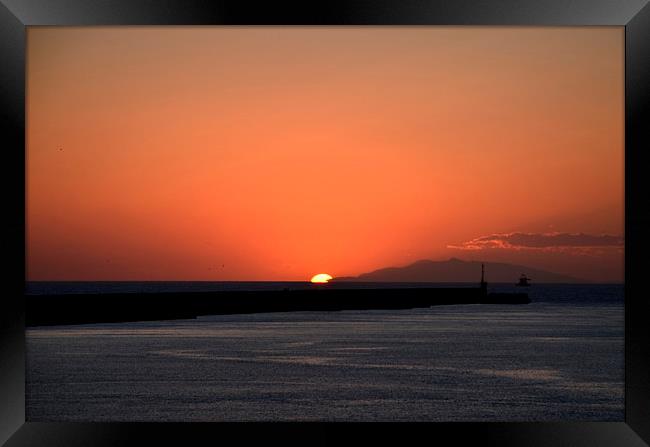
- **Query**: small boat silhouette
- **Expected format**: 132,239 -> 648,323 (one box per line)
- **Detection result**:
516,274 -> 531,287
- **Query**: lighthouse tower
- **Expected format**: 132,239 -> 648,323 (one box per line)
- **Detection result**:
480,263 -> 488,296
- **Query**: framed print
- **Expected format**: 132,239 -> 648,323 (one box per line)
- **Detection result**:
1,0 -> 649,445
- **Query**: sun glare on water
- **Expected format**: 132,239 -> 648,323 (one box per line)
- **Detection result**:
310,273 -> 333,284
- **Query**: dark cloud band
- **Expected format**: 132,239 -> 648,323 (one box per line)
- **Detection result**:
448,232 -> 624,251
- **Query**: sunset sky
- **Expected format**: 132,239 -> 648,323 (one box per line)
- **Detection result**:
27,27 -> 624,282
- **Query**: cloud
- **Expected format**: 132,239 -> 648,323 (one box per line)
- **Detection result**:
448,232 -> 624,253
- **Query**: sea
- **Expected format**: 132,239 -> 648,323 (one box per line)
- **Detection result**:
25,282 -> 624,422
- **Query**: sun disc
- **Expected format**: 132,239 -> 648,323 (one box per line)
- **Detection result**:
310,273 -> 333,284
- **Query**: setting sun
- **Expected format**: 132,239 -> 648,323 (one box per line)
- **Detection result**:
310,273 -> 333,284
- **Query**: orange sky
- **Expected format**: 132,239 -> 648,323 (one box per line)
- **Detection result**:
26,27 -> 624,282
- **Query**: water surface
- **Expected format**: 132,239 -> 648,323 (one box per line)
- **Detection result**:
26,284 -> 623,421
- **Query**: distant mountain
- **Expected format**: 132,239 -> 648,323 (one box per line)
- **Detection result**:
333,258 -> 584,283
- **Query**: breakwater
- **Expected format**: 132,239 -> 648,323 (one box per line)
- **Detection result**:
26,286 -> 529,327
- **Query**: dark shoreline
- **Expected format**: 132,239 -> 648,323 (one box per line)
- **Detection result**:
26,287 -> 529,327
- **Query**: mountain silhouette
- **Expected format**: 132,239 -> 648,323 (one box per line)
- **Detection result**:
333,258 -> 584,283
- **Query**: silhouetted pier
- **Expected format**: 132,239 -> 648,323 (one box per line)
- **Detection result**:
26,285 -> 530,327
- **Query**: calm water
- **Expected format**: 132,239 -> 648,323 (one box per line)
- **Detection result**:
26,283 -> 623,421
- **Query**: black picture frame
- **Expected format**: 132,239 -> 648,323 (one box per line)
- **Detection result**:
1,1 -> 649,445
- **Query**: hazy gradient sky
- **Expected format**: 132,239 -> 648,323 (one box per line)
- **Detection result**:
27,27 -> 624,282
